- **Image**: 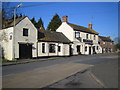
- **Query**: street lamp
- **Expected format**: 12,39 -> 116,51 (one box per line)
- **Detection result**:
13,3 -> 22,60
14,3 -> 22,27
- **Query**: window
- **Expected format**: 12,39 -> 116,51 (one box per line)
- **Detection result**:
49,44 -> 55,53
109,48 -> 111,52
90,34 -> 92,39
23,28 -> 28,36
85,46 -> 87,52
97,46 -> 99,50
75,32 -> 80,38
42,43 -> 45,53
86,34 -> 88,39
94,35 -> 96,40
58,46 -> 61,52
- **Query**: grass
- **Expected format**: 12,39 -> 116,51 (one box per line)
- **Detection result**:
1,59 -> 17,63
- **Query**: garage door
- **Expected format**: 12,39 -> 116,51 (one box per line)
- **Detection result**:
19,44 -> 32,59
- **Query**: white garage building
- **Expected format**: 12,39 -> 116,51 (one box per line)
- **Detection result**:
0,16 -> 37,60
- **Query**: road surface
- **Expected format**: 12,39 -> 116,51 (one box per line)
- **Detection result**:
2,53 -> 118,88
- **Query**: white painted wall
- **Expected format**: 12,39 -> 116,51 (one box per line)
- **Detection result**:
37,42 -> 70,57
56,22 -> 74,41
59,43 -> 70,56
0,27 -> 13,60
56,22 -> 102,55
14,17 -> 37,59
0,17 -> 38,60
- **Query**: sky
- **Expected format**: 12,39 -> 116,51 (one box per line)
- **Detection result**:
6,2 -> 118,40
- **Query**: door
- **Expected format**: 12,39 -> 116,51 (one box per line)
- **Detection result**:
69,45 -> 73,56
93,46 -> 96,54
19,44 -> 32,59
76,45 -> 81,54
89,47 -> 91,55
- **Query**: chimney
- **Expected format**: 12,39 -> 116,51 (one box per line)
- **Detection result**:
88,23 -> 92,29
62,16 -> 68,22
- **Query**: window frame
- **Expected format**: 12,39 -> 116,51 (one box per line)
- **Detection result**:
42,43 -> 45,53
86,34 -> 88,39
58,46 -> 61,52
94,35 -> 96,40
97,46 -> 99,50
23,28 -> 28,36
75,32 -> 80,38
49,44 -> 56,53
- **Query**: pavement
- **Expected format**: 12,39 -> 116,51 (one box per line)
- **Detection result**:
3,62 -> 93,88
2,57 -> 63,66
46,70 -> 104,88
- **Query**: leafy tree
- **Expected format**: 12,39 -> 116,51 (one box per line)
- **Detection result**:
37,17 -> 45,30
47,14 -> 62,31
30,17 -> 37,28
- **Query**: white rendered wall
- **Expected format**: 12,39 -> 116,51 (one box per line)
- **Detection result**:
56,22 -> 74,41
14,17 -> 37,59
0,27 -> 13,60
37,42 -> 70,57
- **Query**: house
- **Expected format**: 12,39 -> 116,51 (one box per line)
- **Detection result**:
37,30 -> 71,57
56,16 -> 102,55
98,36 -> 115,53
0,16 -> 37,60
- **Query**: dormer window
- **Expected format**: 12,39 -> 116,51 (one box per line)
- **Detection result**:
75,32 -> 80,38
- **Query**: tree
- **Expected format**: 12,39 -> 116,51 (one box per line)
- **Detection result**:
37,17 -> 45,30
30,17 -> 37,28
114,37 -> 120,51
2,2 -> 22,28
19,13 -> 23,17
47,14 -> 62,31
16,14 -> 19,19
2,2 -> 13,19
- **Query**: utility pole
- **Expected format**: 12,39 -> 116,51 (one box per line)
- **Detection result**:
13,3 -> 22,60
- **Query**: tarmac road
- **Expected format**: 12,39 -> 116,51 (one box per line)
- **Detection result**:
3,53 -> 118,76
2,53 -> 119,88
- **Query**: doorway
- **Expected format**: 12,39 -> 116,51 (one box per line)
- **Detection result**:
77,45 -> 81,55
89,47 -> 91,55
19,44 -> 32,59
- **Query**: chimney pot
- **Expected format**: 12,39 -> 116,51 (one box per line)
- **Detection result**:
88,23 -> 92,29
62,16 -> 68,22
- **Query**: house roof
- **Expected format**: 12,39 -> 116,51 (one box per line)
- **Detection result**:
99,36 -> 114,42
2,16 -> 27,29
38,30 -> 71,43
67,23 -> 99,35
